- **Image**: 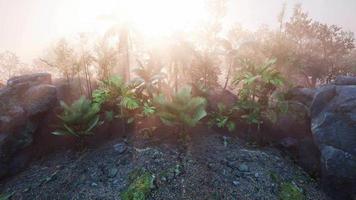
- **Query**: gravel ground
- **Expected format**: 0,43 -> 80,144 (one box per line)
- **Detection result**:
0,127 -> 330,200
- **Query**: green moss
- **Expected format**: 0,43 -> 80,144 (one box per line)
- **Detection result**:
279,182 -> 305,200
121,169 -> 155,200
0,192 -> 14,200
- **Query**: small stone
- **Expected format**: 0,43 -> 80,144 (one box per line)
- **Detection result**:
233,180 -> 240,186
113,143 -> 127,154
108,168 -> 118,178
254,173 -> 259,178
91,182 -> 98,187
238,164 -> 249,172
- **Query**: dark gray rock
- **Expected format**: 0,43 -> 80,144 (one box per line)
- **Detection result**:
207,87 -> 237,111
334,75 -> 356,85
113,142 -> 127,154
311,85 -> 356,199
0,73 -> 57,179
23,84 -> 57,115
286,87 -> 316,107
7,73 -> 51,87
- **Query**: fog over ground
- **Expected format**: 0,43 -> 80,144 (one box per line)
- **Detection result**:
0,0 -> 355,62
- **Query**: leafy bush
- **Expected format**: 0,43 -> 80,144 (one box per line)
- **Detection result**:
233,58 -> 285,130
154,86 -> 207,134
133,59 -> 166,100
52,97 -> 100,137
208,103 -> 236,132
92,75 -> 140,124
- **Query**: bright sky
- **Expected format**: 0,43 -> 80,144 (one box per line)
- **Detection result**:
0,0 -> 356,62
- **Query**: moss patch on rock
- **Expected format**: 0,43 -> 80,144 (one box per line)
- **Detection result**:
279,182 -> 305,200
121,169 -> 155,200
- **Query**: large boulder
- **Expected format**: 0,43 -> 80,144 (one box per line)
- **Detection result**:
206,87 -> 237,111
0,73 -> 57,179
285,87 -> 316,107
334,75 -> 356,86
311,84 -> 356,199
266,100 -> 320,175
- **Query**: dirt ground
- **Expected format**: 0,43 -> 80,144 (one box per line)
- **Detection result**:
0,126 -> 330,200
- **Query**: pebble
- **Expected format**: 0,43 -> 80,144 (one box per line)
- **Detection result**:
108,168 -> 118,178
233,180 -> 240,186
254,173 -> 259,178
113,143 -> 127,154
238,164 -> 249,172
91,182 -> 98,187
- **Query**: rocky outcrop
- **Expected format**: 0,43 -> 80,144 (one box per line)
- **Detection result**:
206,87 -> 237,111
0,73 -> 57,179
267,98 -> 320,175
310,84 -> 356,199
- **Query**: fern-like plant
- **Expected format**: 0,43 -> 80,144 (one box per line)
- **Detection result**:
233,58 -> 285,132
52,96 -> 100,137
154,86 -> 207,135
132,59 -> 166,100
208,103 -> 236,132
92,76 -> 140,122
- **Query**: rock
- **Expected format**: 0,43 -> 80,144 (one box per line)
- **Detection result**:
238,164 -> 249,172
0,73 -> 57,180
264,88 -> 322,178
207,87 -> 237,112
254,173 -> 259,178
286,87 -> 316,107
113,142 -> 127,154
334,75 -> 356,85
108,167 -> 118,178
233,180 -> 240,186
7,73 -> 52,87
269,101 -> 311,140
311,84 -> 356,199
23,84 -> 57,115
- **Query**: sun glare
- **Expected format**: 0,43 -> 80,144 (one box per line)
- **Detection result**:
76,0 -> 209,37
117,0 -> 208,36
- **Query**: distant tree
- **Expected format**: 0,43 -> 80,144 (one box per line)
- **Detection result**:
0,51 -> 20,81
285,4 -> 355,87
42,38 -> 75,84
190,51 -> 221,90
93,36 -> 118,81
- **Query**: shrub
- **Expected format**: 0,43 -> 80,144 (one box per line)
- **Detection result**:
154,86 -> 207,135
208,103 -> 236,132
132,59 -> 166,100
52,96 -> 100,137
92,75 -> 140,124
233,58 -> 285,131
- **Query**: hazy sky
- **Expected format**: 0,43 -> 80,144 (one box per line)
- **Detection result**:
1,0 -> 356,62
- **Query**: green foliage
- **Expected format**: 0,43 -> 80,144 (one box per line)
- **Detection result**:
279,182 -> 305,200
121,169 -> 155,200
233,58 -> 284,103
52,97 -> 100,137
233,58 -> 285,128
141,102 -> 156,117
0,192 -> 14,200
92,75 -> 140,124
208,103 -> 236,132
154,86 -> 207,131
133,59 -> 166,100
190,52 -> 221,90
